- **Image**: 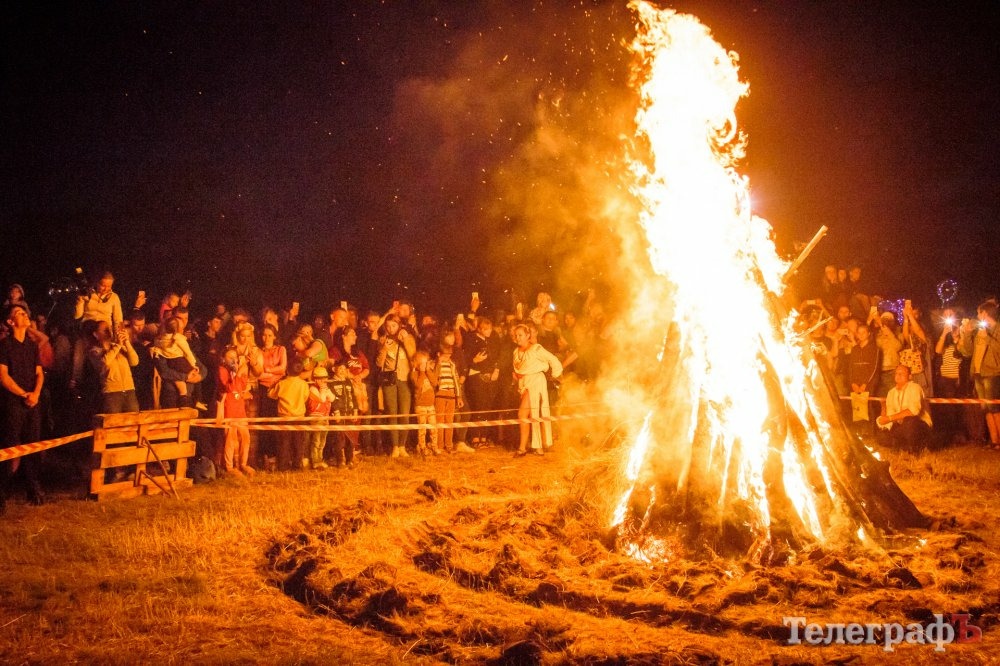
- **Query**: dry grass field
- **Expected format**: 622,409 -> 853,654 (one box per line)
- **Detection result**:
1,437 -> 999,664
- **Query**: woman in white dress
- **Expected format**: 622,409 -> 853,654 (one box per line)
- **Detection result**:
512,324 -> 563,456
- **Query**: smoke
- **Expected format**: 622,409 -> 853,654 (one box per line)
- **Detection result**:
384,3 -> 683,532
385,2 -> 654,311
385,2 -> 672,489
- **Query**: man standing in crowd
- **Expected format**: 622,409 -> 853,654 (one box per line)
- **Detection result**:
358,311 -> 383,455
0,304 -> 46,510
877,364 -> 932,451
849,323 -> 879,433
319,307 -> 348,350
849,324 -> 879,395
960,300 -> 1000,445
463,316 -> 500,447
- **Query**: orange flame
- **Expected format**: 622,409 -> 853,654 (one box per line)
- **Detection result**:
612,1 -> 848,559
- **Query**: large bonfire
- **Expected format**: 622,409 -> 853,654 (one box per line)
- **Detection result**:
610,1 -> 924,564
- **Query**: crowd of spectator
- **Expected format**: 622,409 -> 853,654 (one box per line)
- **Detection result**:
1,262 -> 997,510
0,274 -> 607,508
799,264 -> 1000,452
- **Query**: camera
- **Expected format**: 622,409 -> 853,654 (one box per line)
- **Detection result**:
47,267 -> 90,300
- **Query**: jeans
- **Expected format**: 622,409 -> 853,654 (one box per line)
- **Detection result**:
382,379 -> 411,448
277,431 -> 308,470
464,374 -> 498,443
1,398 -> 42,501
102,389 -> 139,414
309,425 -> 328,466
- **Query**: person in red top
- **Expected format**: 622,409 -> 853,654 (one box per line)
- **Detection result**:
217,347 -> 254,478
306,366 -> 334,470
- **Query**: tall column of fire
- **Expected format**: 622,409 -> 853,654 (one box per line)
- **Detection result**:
609,1 -> 923,562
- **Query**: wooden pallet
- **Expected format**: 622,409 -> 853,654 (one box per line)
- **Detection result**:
90,408 -> 198,501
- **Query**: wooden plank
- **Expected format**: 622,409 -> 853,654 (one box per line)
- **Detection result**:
95,485 -> 145,502
99,440 -> 196,469
93,476 -> 192,501
146,477 -> 193,496
89,467 -> 105,496
93,408 -> 197,429
137,423 -> 182,443
143,425 -> 181,442
104,424 -> 190,446
173,457 -> 188,481
104,427 -> 139,446
92,478 -> 138,496
92,427 -> 108,454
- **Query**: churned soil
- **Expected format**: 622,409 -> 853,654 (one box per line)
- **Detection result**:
1,440 -> 998,664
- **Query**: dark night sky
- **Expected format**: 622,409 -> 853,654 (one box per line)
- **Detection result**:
2,1 -> 998,318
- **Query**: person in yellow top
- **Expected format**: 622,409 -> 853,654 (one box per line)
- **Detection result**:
86,320 -> 140,413
268,360 -> 310,470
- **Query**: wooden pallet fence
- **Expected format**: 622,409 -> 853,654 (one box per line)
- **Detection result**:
90,408 -> 197,501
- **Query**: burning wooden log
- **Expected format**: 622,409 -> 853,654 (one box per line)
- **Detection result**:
611,3 -> 925,562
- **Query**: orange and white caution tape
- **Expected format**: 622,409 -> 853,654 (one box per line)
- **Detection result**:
191,411 -> 611,432
839,396 -> 1000,404
0,430 -> 94,463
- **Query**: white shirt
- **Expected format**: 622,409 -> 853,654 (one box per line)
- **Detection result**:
513,343 -> 563,378
880,381 -> 932,430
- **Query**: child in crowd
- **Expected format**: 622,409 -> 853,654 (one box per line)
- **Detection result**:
410,350 -> 439,455
430,339 -> 466,453
217,347 -> 253,477
307,366 -> 334,470
268,360 -> 310,470
153,317 -> 202,407
329,361 -> 359,468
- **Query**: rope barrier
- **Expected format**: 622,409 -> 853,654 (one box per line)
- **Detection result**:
4,395 -> 995,464
838,396 -> 1000,404
204,401 -> 609,424
0,430 -> 94,463
191,411 -> 611,432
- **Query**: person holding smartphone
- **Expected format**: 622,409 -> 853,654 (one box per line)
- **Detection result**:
959,300 -> 1000,445
376,315 -> 416,458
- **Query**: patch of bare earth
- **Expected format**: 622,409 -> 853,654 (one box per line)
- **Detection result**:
1,443 -> 999,663
266,446 -> 1000,664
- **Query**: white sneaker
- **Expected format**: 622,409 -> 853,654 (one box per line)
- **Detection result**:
454,442 -> 475,453
399,447 -> 410,458
313,461 -> 329,470
391,447 -> 401,459
301,458 -> 311,470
